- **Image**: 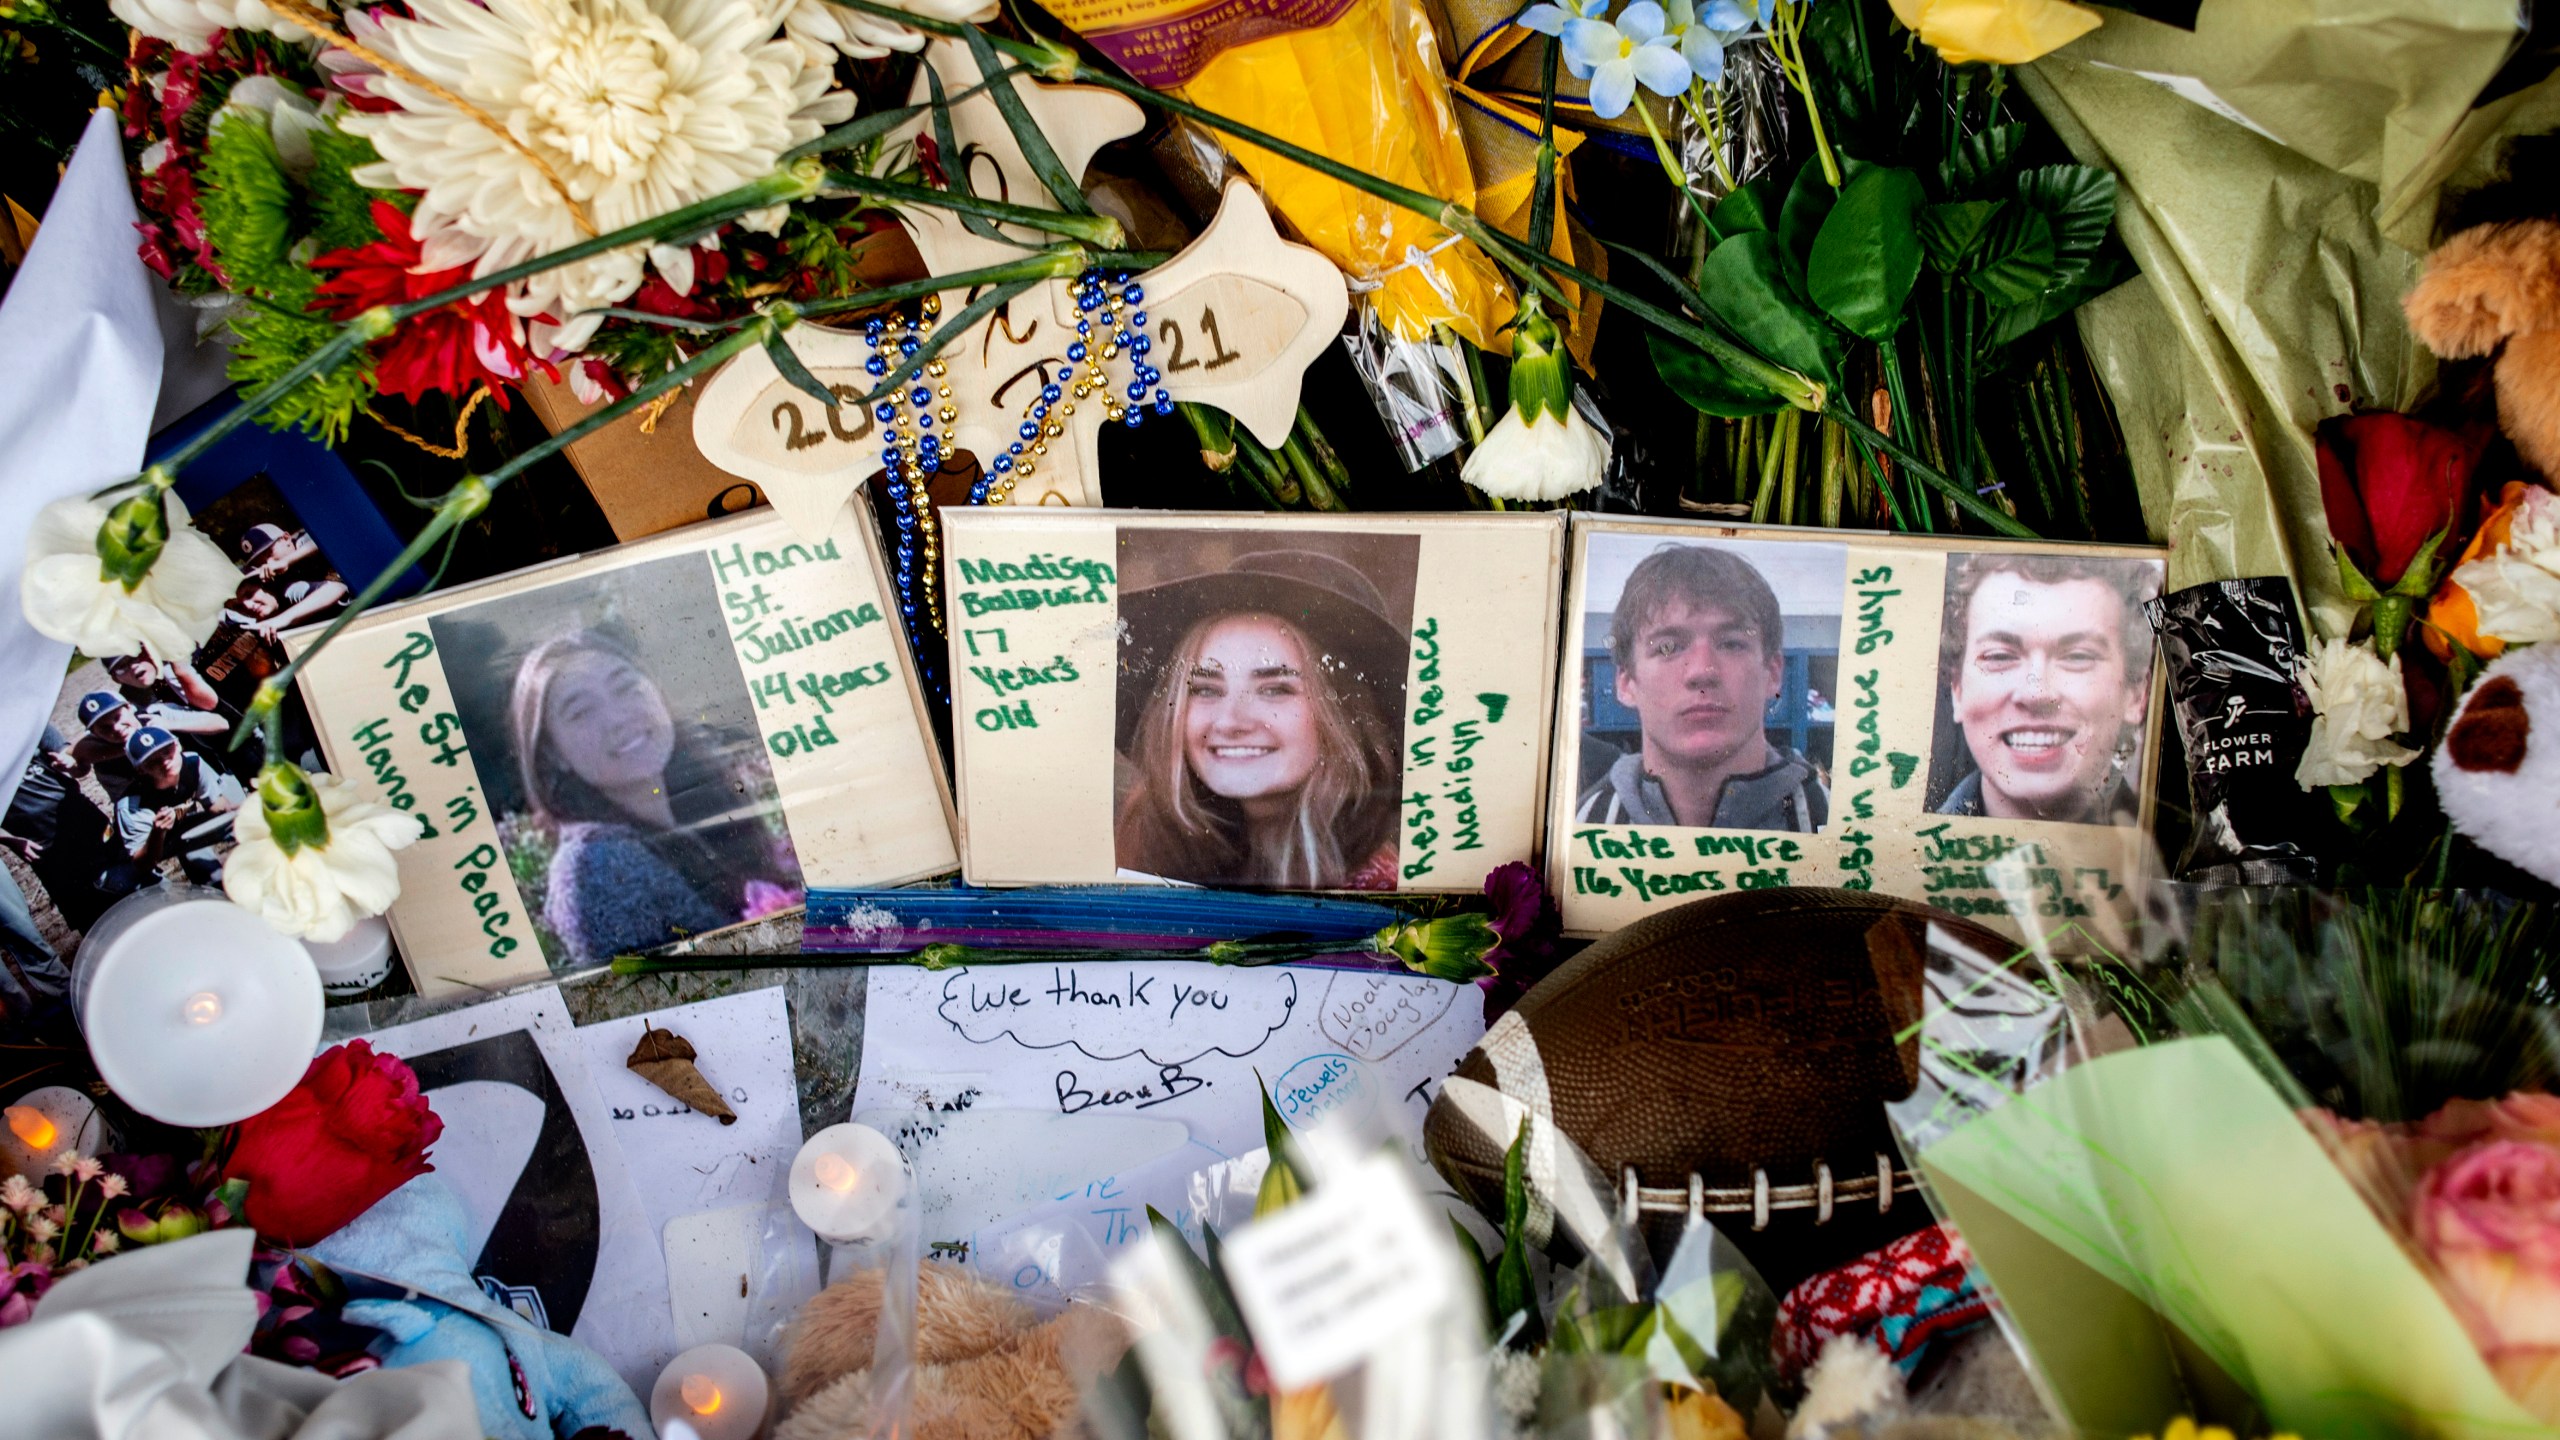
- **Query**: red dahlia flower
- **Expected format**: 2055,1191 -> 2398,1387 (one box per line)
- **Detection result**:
223,1040 -> 442,1247
313,201 -> 551,406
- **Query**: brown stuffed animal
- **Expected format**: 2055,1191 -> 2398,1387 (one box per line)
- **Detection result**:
2403,218 -> 2560,481
774,1265 -> 1129,1440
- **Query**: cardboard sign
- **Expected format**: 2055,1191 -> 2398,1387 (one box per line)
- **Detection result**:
291,497 -> 957,995
1551,516 -> 2168,938
939,509 -> 1562,892
693,41 -> 1348,529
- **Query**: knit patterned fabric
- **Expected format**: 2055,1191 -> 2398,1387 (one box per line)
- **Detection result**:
1772,1222 -> 1991,1380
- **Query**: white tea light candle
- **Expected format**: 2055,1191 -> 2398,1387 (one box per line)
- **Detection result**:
649,1342 -> 767,1440
788,1122 -> 907,1243
0,1086 -> 102,1179
72,887 -> 323,1127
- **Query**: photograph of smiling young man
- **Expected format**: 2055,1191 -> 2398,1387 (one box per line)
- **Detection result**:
1114,531 -> 1417,890
1930,553 -> 2164,827
431,554 -> 804,967
1577,542 -> 1832,832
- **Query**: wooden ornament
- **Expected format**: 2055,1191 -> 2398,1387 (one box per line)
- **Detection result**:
693,41 -> 1349,535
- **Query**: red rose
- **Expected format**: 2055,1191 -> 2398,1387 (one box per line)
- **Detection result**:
224,1040 -> 442,1247
2317,411 -> 2487,588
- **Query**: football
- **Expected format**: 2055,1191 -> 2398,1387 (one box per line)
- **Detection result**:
1424,887 -> 2014,1287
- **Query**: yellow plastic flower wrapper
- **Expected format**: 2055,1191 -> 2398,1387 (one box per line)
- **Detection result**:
1041,0 -> 1517,351
1887,0 -> 2101,66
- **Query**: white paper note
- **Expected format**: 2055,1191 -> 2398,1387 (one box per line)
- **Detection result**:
852,961 -> 1485,1286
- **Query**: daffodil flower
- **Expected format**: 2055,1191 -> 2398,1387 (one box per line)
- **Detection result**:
1461,294 -> 1611,502
1564,2 -> 1694,120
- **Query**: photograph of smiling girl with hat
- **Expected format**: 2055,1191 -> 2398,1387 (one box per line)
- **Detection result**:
430,553 -> 805,967
1114,530 -> 1419,890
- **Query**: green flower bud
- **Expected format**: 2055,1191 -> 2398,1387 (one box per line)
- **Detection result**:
1372,913 -> 1498,982
95,492 -> 171,593
256,763 -> 332,857
1505,294 -> 1574,425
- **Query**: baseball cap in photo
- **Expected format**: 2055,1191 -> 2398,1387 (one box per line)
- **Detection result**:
239,524 -> 292,568
77,691 -> 130,729
124,727 -> 179,765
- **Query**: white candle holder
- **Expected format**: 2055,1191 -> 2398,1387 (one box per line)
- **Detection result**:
302,914 -> 395,997
71,885 -> 323,1127
0,1085 -> 103,1179
650,1342 -> 768,1440
788,1122 -> 909,1245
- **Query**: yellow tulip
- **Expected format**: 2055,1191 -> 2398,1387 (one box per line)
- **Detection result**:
1885,0 -> 2102,66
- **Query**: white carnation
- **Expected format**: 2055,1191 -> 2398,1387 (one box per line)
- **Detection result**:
109,0 -> 331,52
1460,403 -> 1611,502
2452,486 -> 2560,648
2294,637 -> 2423,789
783,0 -> 928,60
21,491 -> 239,663
224,772 -> 426,943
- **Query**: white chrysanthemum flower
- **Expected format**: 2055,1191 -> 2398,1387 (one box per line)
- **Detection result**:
2295,637 -> 2423,790
22,490 -> 238,662
225,768 -> 425,943
783,0 -> 927,61
2454,486 -> 2560,647
109,0 -> 331,52
342,0 -> 844,353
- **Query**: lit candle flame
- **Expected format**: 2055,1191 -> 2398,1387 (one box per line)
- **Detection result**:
182,991 -> 223,1026
680,1374 -> 723,1415
814,1151 -> 858,1194
5,1106 -> 55,1151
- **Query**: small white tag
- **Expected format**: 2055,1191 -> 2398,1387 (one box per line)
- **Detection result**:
1217,1152 -> 1455,1391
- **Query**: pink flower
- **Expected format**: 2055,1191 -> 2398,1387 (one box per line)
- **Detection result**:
2416,1139 -> 2560,1415
2425,1094 -> 2560,1151
0,1176 -> 35,1213
96,1175 -> 128,1201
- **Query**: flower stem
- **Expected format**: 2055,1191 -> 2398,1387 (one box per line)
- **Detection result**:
1825,401 -> 2035,536
822,172 -> 1126,246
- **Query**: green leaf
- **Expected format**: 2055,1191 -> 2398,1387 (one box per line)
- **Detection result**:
1985,247 -> 2129,348
1965,206 -> 2060,307
925,65 -> 1005,243
1147,1207 -> 1250,1346
1918,200 -> 2004,272
763,332 -> 838,409
964,26 -> 1092,216
1695,231 -> 1844,389
2014,164 -> 2117,276
1806,166 -> 1926,340
1711,179 -> 1780,239
1937,122 -> 2026,198
1776,155 -> 1836,270
1495,1119 -> 1543,1345
1647,329 -> 1787,417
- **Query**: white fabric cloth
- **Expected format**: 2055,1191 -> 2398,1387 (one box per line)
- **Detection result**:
0,107 -> 169,817
0,1229 -> 481,1439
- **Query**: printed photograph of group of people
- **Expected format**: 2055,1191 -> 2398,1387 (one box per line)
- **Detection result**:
0,477 -> 350,1001
1572,533 -> 2165,837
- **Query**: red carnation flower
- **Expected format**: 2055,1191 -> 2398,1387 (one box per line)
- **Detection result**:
223,1040 -> 442,1247
313,201 -> 551,406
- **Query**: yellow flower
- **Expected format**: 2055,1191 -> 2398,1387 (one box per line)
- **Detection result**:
2133,1419 -> 2301,1440
1885,0 -> 2102,65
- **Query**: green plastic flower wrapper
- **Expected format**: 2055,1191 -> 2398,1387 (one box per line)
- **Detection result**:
1883,857 -> 2560,1440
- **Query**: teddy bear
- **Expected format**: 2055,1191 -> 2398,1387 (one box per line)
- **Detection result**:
2403,217 -> 2560,481
773,1262 -> 1130,1440
2433,643 -> 2560,885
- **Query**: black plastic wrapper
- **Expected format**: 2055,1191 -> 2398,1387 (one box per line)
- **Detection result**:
2145,577 -> 2320,884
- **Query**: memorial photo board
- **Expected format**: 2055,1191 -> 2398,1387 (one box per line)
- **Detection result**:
292,497 -> 958,996
1552,516 -> 2168,939
942,510 -> 1565,891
